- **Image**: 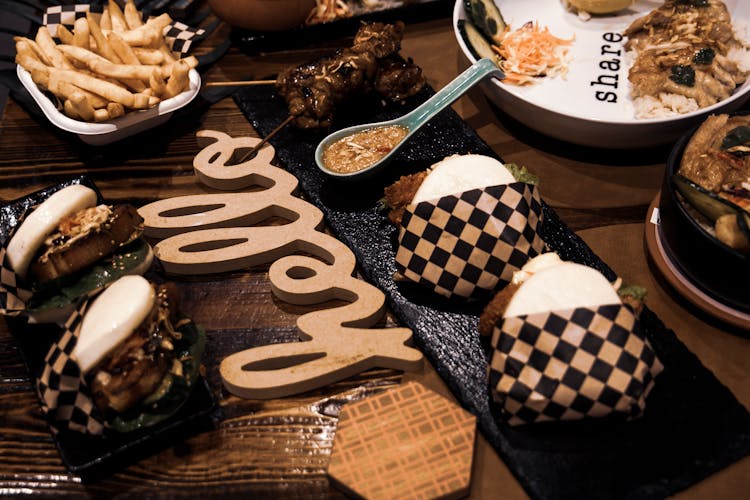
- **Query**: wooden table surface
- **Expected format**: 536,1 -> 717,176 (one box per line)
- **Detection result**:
0,6 -> 748,499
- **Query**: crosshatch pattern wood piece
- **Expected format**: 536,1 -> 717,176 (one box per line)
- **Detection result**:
328,381 -> 477,499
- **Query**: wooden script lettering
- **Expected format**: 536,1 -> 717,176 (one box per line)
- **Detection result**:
139,130 -> 423,399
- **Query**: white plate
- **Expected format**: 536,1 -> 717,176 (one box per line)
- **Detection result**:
17,65 -> 201,145
453,0 -> 750,148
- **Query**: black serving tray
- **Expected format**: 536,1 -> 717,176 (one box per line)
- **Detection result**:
1,177 -> 217,477
233,85 -> 750,499
231,0 -> 454,54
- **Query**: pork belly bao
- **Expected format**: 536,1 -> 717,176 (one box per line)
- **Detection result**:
479,253 -> 662,426
384,154 -> 544,300
4,184 -> 152,322
70,275 -> 205,432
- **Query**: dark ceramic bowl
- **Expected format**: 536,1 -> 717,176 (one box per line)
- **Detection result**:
659,121 -> 750,314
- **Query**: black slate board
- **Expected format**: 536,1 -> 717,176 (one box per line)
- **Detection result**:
1,177 -> 217,478
234,85 -> 750,499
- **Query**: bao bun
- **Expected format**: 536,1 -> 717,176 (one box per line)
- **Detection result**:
7,185 -> 97,278
504,260 -> 620,317
412,154 -> 516,203
4,183 -> 153,324
74,275 -> 155,373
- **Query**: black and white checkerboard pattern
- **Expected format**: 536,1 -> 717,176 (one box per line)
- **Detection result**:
43,4 -> 204,56
395,183 -> 545,299
0,211 -> 33,316
36,298 -> 106,435
488,304 -> 663,426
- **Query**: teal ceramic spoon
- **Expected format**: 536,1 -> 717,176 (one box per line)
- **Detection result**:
315,58 -> 504,180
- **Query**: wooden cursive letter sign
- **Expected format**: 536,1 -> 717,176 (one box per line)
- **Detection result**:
139,130 -> 423,399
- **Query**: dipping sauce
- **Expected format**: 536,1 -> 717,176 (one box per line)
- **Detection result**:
323,125 -> 408,173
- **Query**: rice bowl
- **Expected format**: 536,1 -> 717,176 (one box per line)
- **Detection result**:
453,0 -> 750,148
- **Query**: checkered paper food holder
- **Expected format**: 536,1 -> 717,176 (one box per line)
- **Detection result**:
36,297 -> 107,435
395,182 -> 545,300
0,210 -> 34,316
43,4 -> 205,56
0,209 -> 105,434
488,303 -> 663,426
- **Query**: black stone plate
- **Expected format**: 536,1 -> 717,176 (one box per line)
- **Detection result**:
234,85 -> 750,500
1,177 -> 217,478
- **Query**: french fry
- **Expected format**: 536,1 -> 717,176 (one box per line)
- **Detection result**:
86,11 -> 121,63
94,108 -> 111,122
123,0 -> 144,29
120,13 -> 173,48
106,102 -> 125,119
182,55 -> 198,69
100,8 -> 112,31
133,47 -> 164,65
108,31 -> 140,65
108,0 -> 128,33
47,75 -> 108,111
49,68 -> 136,108
58,45 -> 155,87
28,67 -> 50,89
35,27 -> 73,69
64,99 -> 81,120
149,70 -> 167,97
145,13 -> 173,33
73,18 -> 90,51
133,93 -> 150,109
164,59 -> 189,98
15,37 -> 53,66
119,25 -> 162,48
70,91 -> 96,121
56,25 -> 74,45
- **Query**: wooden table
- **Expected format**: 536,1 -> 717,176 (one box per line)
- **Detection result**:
0,10 -> 748,499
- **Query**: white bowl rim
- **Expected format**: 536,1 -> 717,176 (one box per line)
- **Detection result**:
452,0 -> 750,128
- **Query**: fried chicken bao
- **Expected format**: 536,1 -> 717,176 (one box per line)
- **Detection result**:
275,22 -> 426,128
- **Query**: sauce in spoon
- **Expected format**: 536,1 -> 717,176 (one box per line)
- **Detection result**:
315,58 -> 504,180
322,125 -> 409,173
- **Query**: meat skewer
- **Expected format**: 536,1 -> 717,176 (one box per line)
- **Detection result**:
276,21 -> 426,129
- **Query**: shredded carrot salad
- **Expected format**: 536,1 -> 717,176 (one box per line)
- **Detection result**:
492,21 -> 574,86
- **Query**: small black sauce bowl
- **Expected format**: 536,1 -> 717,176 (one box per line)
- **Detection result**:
659,120 -> 750,314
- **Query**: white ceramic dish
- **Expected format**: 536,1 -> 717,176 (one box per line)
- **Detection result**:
453,0 -> 750,148
17,65 -> 201,145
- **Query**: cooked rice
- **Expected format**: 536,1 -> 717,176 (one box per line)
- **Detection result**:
628,2 -> 750,119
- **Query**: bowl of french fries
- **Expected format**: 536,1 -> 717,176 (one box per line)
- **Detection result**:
15,0 -> 201,145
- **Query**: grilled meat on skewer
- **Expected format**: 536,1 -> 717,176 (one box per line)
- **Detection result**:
275,22 -> 426,128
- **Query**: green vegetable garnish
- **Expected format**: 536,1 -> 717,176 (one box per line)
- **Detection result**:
618,284 -> 648,301
506,163 -> 539,185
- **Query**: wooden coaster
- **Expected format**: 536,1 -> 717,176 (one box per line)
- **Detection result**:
328,381 -> 476,500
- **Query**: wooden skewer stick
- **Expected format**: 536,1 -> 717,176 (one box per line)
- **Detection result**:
204,80 -> 276,87
238,114 -> 297,163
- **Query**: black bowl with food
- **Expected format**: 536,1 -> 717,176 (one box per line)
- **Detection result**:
659,113 -> 750,314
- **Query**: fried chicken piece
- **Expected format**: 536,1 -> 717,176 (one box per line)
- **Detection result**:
478,282 -> 520,336
383,171 -> 429,225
